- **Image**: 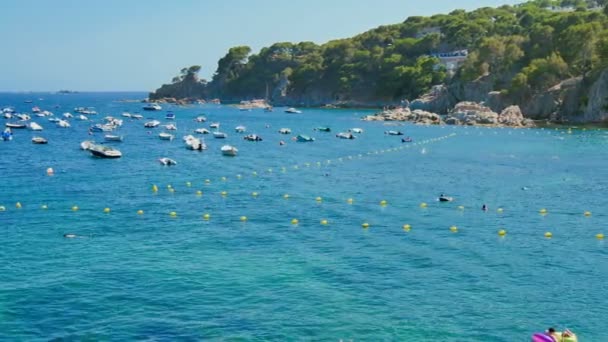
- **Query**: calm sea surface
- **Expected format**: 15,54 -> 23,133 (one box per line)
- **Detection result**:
0,92 -> 606,341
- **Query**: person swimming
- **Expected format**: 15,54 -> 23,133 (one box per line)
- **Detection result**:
482,204 -> 488,211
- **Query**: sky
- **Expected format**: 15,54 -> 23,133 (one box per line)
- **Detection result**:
0,0 -> 522,92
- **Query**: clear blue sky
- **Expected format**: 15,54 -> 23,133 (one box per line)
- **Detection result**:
0,0 -> 521,92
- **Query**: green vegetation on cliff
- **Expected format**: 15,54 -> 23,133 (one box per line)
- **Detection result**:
152,0 -> 608,106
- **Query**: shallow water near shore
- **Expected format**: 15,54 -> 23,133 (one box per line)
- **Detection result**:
1,92 -> 607,341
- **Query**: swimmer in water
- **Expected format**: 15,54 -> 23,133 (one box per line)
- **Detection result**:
482,204 -> 488,211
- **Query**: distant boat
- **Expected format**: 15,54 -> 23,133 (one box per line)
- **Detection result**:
143,103 -> 162,111
184,135 -> 206,150
164,123 -> 177,130
221,145 -> 238,156
2,129 -> 12,141
195,116 -> 207,122
31,106 -> 40,112
209,122 -> 220,129
159,157 -> 177,166
144,120 -> 160,128
122,112 -> 132,118
159,132 -> 174,141
29,122 -> 43,131
349,128 -> 364,134
285,107 -> 302,114
6,122 -> 27,129
131,114 -> 143,119
76,115 -> 88,121
235,125 -> 246,133
80,140 -> 94,150
336,132 -> 356,140
165,112 -> 175,120
385,130 -> 404,136
296,134 -> 315,142
195,128 -> 210,134
213,131 -> 227,139
89,144 -> 122,158
25,100 -> 33,104
401,137 -> 413,143
278,128 -> 291,134
315,127 -> 331,132
16,114 -> 31,121
244,134 -> 263,141
63,112 -> 73,119
56,119 -> 70,128
32,136 -> 48,144
104,134 -> 124,142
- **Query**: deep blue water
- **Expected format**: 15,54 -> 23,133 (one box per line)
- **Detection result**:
0,92 -> 607,341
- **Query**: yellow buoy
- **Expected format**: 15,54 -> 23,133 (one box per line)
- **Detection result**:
347,198 -> 354,204
41,204 -> 48,210
152,185 -> 158,192
0,206 -> 5,211
544,232 -> 553,239
72,206 -> 79,211
291,218 -> 299,225
362,222 -> 370,229
168,188 -> 175,193
458,205 -> 465,211
137,210 -> 144,215
320,219 -> 328,226
170,211 -> 177,217
221,176 -> 227,181
497,208 -> 504,213
380,200 -> 388,206
221,191 -> 228,197
315,196 -> 323,202
186,181 -> 192,187
402,224 -> 411,231
584,211 -> 592,217
420,202 -> 428,208
283,194 -> 290,199
103,207 -> 111,213
252,171 -> 258,176
498,229 -> 507,237
16,202 -> 22,209
450,226 -> 458,233
596,233 -> 605,240
539,208 -> 548,215
240,216 -> 248,222
252,192 -> 259,197
203,213 -> 210,220
196,190 -> 203,196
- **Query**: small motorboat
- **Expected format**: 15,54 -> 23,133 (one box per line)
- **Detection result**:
63,112 -> 73,119
16,114 -> 31,121
165,112 -> 175,120
296,134 -> 315,142
32,136 -> 48,144
2,128 -> 13,141
278,128 -> 291,134
3,113 -> 12,119
131,114 -> 143,119
402,137 -> 413,143
221,145 -> 238,156
80,140 -> 94,150
235,125 -> 246,133
213,131 -> 227,139
315,127 -> 331,132
159,132 -> 174,141
89,144 -> 122,158
244,134 -> 263,141
195,128 -> 210,134
285,107 -> 302,114
164,124 -> 177,130
336,132 -> 356,140
76,115 -> 89,121
159,157 -> 177,166
349,128 -> 364,134
121,112 -> 132,118
143,103 -> 162,111
385,130 -> 404,136
56,119 -> 71,128
144,120 -> 161,128
209,122 -> 220,129
5,122 -> 27,129
104,134 -> 124,142
184,135 -> 206,150
195,115 -> 207,122
438,194 -> 454,202
29,122 -> 43,131
31,106 -> 40,112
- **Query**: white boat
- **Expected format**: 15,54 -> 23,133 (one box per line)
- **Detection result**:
195,128 -> 210,134
144,120 -> 161,128
385,130 -> 404,136
235,125 -> 246,133
32,136 -> 48,144
6,122 -> 27,129
213,131 -> 227,139
221,145 -> 238,156
159,132 -> 174,141
336,132 -> 356,140
122,112 -> 132,118
56,119 -> 71,128
63,112 -> 73,119
80,140 -> 94,150
29,122 -> 43,131
165,112 -> 175,120
3,113 -> 12,119
16,114 -> 31,121
104,134 -> 124,142
350,128 -> 364,134
89,144 -> 122,158
279,128 -> 291,134
2,128 -> 12,141
195,116 -> 207,122
244,134 -> 263,141
164,124 -> 177,130
209,122 -> 220,129
104,117 -> 123,127
77,115 -> 89,121
159,157 -> 177,166
131,114 -> 143,120
143,103 -> 162,111
183,135 -> 206,150
285,107 -> 302,114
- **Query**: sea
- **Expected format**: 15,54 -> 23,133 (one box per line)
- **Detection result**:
0,92 -> 606,341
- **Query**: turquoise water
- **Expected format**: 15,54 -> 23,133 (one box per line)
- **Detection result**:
1,92 -> 607,341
